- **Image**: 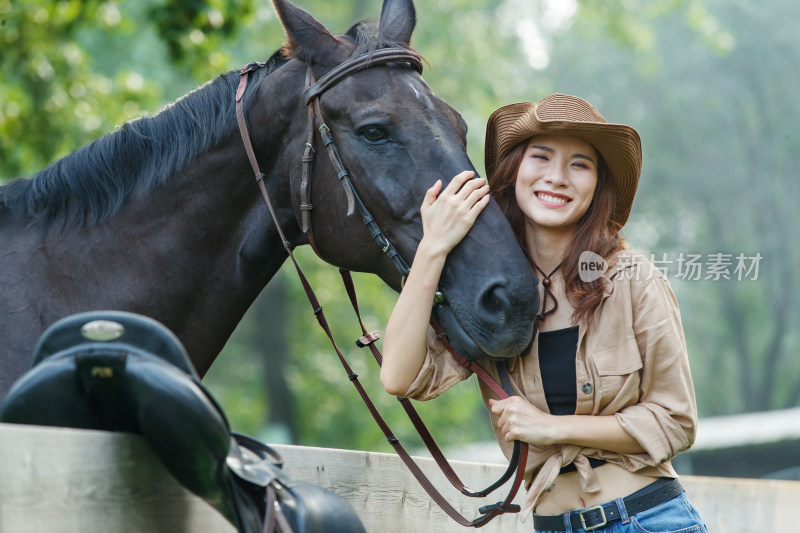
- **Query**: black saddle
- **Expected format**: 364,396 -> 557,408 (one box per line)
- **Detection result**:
0,311 -> 365,533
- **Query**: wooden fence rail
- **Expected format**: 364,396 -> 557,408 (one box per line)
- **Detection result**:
1,423 -> 798,532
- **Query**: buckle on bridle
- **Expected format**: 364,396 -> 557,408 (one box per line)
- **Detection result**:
355,330 -> 381,348
578,505 -> 608,531
239,61 -> 266,75
478,502 -> 520,515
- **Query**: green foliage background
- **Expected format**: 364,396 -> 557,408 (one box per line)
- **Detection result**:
2,0 -> 798,456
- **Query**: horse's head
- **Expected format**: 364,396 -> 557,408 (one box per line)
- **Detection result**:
266,0 -> 538,361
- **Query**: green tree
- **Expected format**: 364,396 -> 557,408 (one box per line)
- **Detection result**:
0,0 -> 263,180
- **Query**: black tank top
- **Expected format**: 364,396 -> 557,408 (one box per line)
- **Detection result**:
538,326 -> 607,473
537,326 -> 579,415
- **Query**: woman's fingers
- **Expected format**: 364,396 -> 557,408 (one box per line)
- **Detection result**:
421,179 -> 443,211
467,182 -> 491,212
418,171 -> 491,256
440,172 -> 489,212
444,171 -> 489,204
489,396 -> 554,443
442,170 -> 476,195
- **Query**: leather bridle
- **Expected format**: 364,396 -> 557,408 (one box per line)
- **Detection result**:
235,49 -> 528,527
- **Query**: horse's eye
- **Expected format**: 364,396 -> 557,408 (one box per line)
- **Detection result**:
360,125 -> 388,143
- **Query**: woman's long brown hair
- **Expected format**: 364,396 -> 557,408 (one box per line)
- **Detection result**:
488,139 -> 627,325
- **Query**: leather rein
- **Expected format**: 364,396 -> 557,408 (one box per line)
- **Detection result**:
234,49 -> 527,527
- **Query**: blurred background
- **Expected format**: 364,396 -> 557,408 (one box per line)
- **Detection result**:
2,0 -> 798,480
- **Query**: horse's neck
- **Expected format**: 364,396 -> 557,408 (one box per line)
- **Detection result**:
103,119 -> 299,374
3,69 -> 304,378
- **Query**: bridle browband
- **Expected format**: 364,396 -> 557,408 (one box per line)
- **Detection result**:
235,49 -> 527,528
302,47 -> 423,103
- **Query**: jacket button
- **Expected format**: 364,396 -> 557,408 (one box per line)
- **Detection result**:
582,382 -> 593,394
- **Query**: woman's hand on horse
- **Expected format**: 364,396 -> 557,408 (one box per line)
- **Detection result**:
419,171 -> 490,258
489,396 -> 558,445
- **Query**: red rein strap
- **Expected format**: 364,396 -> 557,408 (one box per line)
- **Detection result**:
236,66 -> 525,528
340,271 -> 528,525
430,321 -> 509,400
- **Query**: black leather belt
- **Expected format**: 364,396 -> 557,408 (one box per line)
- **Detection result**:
533,478 -> 683,532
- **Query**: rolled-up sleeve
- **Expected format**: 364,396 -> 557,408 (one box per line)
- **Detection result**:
615,274 -> 698,468
402,325 -> 473,400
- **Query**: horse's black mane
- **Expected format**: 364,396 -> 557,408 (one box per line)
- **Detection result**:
0,21 -> 408,230
0,50 -> 288,229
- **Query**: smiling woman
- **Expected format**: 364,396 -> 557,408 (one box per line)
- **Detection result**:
380,93 -> 709,532
514,135 -> 599,236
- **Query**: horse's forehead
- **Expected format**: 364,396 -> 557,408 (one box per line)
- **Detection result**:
400,77 -> 423,101
342,67 -> 437,108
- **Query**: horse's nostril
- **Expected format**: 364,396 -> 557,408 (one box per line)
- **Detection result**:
476,281 -> 512,324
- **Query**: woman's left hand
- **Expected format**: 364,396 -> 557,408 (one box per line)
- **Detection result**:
489,396 -> 558,445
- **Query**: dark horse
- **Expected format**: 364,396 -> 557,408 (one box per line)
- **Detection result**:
0,0 -> 537,401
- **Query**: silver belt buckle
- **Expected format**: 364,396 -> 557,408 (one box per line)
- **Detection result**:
578,505 -> 607,531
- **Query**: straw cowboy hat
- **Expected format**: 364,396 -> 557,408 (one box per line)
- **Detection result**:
485,93 -> 642,228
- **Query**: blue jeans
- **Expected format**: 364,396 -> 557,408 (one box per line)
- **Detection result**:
535,492 -> 708,533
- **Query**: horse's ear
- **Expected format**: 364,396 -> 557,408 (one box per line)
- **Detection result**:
272,0 -> 344,69
377,0 -> 416,46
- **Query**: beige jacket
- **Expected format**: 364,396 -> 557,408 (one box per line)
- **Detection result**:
401,250 -> 698,516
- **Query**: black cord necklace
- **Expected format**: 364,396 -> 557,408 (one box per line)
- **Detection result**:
530,260 -> 562,338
